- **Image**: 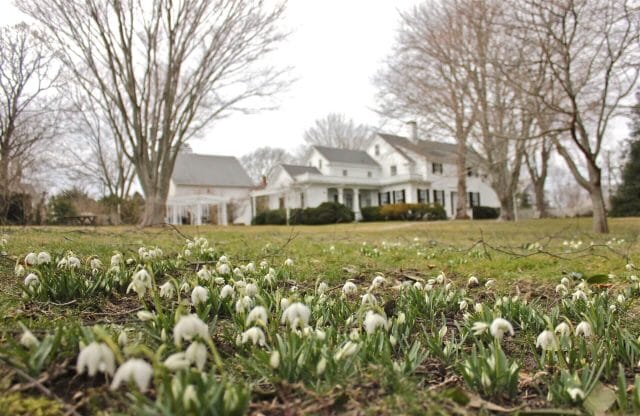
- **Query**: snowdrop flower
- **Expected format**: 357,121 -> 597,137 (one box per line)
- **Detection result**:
259,260 -> 268,270
396,312 -> 406,325
334,341 -> 359,360
214,277 -> 225,285
485,279 -> 496,288
284,258 -> 294,267
110,359 -> 153,392
567,387 -> 585,402
342,281 -> 357,295
560,277 -> 571,287
317,282 -> 329,295
489,318 -> 514,340
127,269 -> 152,299
281,302 -> 311,329
575,321 -> 593,337
220,284 -> 234,299
270,351 -> 280,369
67,256 -> 81,269
555,284 -> 568,295
536,330 -> 558,351
280,298 -> 290,310
191,286 -> 209,306
371,275 -> 386,288
246,306 -> 268,326
572,290 -> 587,302
37,252 -> 51,265
90,258 -> 102,270
20,328 -> 39,348
24,252 -> 37,266
235,296 -> 253,314
363,311 -> 388,334
110,253 -> 123,268
245,262 -> 256,273
15,264 -> 25,277
24,273 -> 39,288
173,314 -> 209,347
217,263 -> 230,275
436,273 -> 445,284
241,327 -> 266,346
185,341 -> 207,371
555,322 -> 571,337
361,293 -> 377,305
316,357 -> 327,375
445,283 -> 453,292
180,281 -> 191,293
315,328 -> 327,341
197,266 -> 212,281
617,294 -> 626,304
233,267 -> 243,277
163,352 -> 191,371
159,281 -> 175,299
77,342 -> 116,377
245,283 -> 258,297
467,276 -> 479,287
137,310 -> 155,321
118,331 -> 128,347
610,304 -> 617,313
459,300 -> 468,311
626,263 -> 635,271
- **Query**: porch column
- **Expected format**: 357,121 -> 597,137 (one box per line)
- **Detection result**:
251,196 -> 256,220
172,204 -> 179,225
221,201 -> 228,225
353,188 -> 361,221
194,204 -> 202,225
338,187 -> 344,204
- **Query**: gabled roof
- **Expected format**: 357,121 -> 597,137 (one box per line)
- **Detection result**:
312,145 -> 379,166
172,153 -> 254,187
377,133 -> 479,165
281,164 -> 321,177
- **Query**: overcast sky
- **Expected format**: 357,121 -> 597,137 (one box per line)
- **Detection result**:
0,0 -> 630,161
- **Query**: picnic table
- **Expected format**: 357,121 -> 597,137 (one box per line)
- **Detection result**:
63,215 -> 97,226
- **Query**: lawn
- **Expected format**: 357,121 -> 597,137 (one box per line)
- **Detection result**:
0,218 -> 639,415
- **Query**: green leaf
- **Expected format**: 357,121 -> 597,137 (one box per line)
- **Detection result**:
586,274 -> 609,284
583,382 -> 616,415
442,387 -> 469,405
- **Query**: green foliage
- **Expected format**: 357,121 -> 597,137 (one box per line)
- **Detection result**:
610,140 -> 640,216
460,341 -> 519,400
289,202 -> 354,225
99,193 -> 145,224
362,203 -> 446,221
251,209 -> 286,225
472,206 -> 500,219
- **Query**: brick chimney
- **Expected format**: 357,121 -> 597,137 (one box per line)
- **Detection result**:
406,120 -> 418,143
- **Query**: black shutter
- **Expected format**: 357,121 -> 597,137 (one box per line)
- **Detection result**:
402,189 -> 406,203
378,192 -> 381,206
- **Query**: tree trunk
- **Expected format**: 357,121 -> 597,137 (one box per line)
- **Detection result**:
141,191 -> 167,226
498,194 -> 515,221
589,182 -> 609,233
533,180 -> 548,218
455,140 -> 469,219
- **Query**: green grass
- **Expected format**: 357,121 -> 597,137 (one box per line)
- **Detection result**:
0,218 -> 639,415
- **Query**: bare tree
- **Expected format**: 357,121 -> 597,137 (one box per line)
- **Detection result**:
0,23 -> 60,221
377,1 -> 478,219
240,146 -> 293,184
516,0 -> 640,233
303,113 -> 372,150
18,0 -> 289,226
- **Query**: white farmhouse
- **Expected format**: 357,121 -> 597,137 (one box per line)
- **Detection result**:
166,153 -> 255,225
250,128 -> 499,220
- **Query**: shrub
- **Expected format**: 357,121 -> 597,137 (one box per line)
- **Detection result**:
252,209 -> 286,225
361,206 -> 384,222
472,206 -> 500,219
290,202 -> 354,225
377,203 -> 447,221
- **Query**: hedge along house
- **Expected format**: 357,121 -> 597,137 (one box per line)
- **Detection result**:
250,126 -> 500,220
166,153 -> 255,225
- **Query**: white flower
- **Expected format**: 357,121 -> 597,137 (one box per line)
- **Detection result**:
111,253 -> 123,268
247,306 -> 268,326
560,277 -> 571,287
363,311 -> 388,334
489,318 -> 514,340
173,314 -> 209,347
241,327 -> 266,346
617,294 -> 626,304
24,252 -> 37,266
485,279 -> 495,288
220,284 -> 234,299
235,296 -> 253,314
20,329 -> 39,348
127,269 -> 152,299
575,321 -> 593,337
572,290 -> 588,301
24,273 -> 39,288
567,387 -> 585,402
191,286 -> 209,306
371,275 -> 386,288
459,300 -> 468,311
281,302 -> 311,329
37,252 -> 51,265
117,331 -> 128,347
334,341 -> 359,360
218,263 -> 230,275
67,256 -> 81,268
14,264 -> 25,277
197,266 -> 212,281
396,312 -> 406,325
185,341 -> 207,371
245,262 -> 256,273
536,330 -> 558,351
284,258 -> 294,267
245,283 -> 258,297
90,258 -> 102,270
159,281 -> 175,299
315,328 -> 326,341
76,342 -> 116,377
110,359 -> 153,392
316,356 -> 327,375
555,322 -> 571,337
219,255 -> 228,263
555,284 -> 568,295
137,311 -> 155,322
260,260 -> 268,270
317,282 -> 329,295
361,293 -> 377,305
467,276 -> 479,287
270,351 -> 280,368
626,263 -> 635,271
180,281 -> 191,293
280,298 -> 290,310
342,281 -> 357,295
163,352 -> 191,371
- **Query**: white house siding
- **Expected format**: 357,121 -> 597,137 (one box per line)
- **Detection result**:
168,183 -> 253,224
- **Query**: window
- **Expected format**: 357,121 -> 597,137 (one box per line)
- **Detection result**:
432,163 -> 443,174
343,169 -> 348,176
278,197 -> 285,209
367,171 -> 372,178
379,192 -> 391,205
390,165 -> 397,176
433,190 -> 445,206
467,167 -> 474,177
467,192 -> 481,208
418,189 -> 430,204
318,159 -> 323,169
300,192 -> 305,208
374,145 -> 380,156
394,190 -> 406,204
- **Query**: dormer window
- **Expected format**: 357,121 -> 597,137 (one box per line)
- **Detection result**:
432,162 -> 443,174
374,145 -> 380,156
390,165 -> 397,176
